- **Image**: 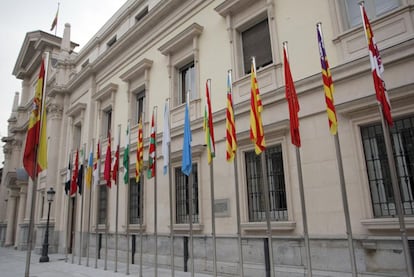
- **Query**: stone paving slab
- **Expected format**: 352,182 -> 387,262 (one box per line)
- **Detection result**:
0,247 -> 215,277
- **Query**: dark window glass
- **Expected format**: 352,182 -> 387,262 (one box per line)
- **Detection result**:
175,164 -> 199,224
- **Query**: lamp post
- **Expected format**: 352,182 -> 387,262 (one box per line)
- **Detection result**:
39,187 -> 56,263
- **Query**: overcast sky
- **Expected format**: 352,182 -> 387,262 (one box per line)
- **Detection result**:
0,0 -> 126,164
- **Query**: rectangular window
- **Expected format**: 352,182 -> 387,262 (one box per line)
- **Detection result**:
345,0 -> 400,28
98,185 -> 108,225
73,124 -> 82,150
361,115 -> 414,217
135,6 -> 148,23
178,61 -> 196,104
245,145 -> 288,222
129,177 -> 143,224
175,164 -> 199,224
103,109 -> 112,138
134,90 -> 145,124
107,36 -> 117,48
241,18 -> 273,75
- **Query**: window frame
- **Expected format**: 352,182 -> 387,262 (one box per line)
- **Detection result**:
97,185 -> 108,225
129,177 -> 143,225
174,163 -> 199,224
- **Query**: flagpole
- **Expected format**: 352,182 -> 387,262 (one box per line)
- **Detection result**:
227,69 -> 245,277
206,79 -> 218,277
95,138 -> 101,269
79,144 -> 86,265
139,112 -> 145,277
65,150 -> 73,263
71,195 -> 76,264
115,124 -> 121,272
186,91 -> 195,277
166,98 -> 175,277
126,121 -> 131,275
104,137 -> 109,271
295,147 -> 313,276
87,140 -> 94,267
24,52 -> 49,277
378,104 -> 413,276
152,106 -> 159,277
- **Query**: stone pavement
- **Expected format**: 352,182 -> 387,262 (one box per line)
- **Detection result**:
0,247 -> 214,277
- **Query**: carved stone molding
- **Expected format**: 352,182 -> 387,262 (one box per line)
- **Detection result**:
47,103 -> 64,120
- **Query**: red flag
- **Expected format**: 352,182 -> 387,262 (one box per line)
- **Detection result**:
70,150 -> 79,197
23,58 -> 47,180
104,133 -> 112,188
360,4 -> 393,126
147,111 -> 156,179
283,43 -> 301,147
112,143 -> 120,184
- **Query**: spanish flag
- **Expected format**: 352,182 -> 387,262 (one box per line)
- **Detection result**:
50,5 -> 59,31
23,58 -> 48,180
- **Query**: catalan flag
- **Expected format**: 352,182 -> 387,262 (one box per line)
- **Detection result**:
283,43 -> 301,147
147,110 -> 156,179
360,3 -> 393,126
249,58 -> 266,155
136,117 -> 144,182
317,23 -> 337,135
204,80 -> 215,164
226,70 -> 237,162
23,58 -> 48,180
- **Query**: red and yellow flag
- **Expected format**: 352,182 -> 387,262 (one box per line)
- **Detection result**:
249,58 -> 266,155
23,58 -> 48,180
204,80 -> 215,164
226,70 -> 237,162
283,43 -> 301,147
136,117 -> 144,182
317,23 -> 337,135
360,4 -> 392,126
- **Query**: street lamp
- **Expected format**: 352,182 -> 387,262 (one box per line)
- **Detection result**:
39,187 -> 56,263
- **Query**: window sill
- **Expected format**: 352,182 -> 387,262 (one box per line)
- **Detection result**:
95,224 -> 108,232
173,223 -> 204,232
241,221 -> 296,232
360,217 -> 414,230
122,224 -> 146,233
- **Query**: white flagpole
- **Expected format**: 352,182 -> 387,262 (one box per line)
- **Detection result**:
164,99 -> 175,277
139,112 -> 145,277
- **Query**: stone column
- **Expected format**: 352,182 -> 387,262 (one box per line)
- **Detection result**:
15,183 -> 27,249
5,189 -> 19,246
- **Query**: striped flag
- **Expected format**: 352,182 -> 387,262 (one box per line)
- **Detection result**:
283,43 -> 301,147
204,80 -> 215,164
360,4 -> 393,126
226,70 -> 237,162
147,110 -> 156,179
93,140 -> 100,186
104,132 -> 112,188
317,23 -> 337,135
136,117 -> 144,182
86,145 -> 94,189
249,58 -> 266,155
123,122 -> 130,184
23,58 -> 48,180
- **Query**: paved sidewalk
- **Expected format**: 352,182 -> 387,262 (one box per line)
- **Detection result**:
0,247 -> 214,277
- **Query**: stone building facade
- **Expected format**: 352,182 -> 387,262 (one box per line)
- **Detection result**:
1,0 -> 414,276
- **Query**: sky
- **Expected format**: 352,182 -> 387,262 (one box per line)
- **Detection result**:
0,0 -> 127,164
